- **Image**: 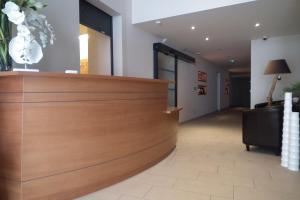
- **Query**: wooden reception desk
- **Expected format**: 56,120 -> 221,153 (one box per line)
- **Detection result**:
0,72 -> 180,200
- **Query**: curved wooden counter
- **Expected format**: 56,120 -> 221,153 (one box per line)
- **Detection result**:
0,72 -> 180,200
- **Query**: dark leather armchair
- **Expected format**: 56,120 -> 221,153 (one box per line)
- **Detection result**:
243,105 -> 283,155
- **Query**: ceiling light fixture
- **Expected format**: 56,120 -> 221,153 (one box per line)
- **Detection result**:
229,59 -> 235,63
205,37 -> 210,41
190,26 -> 196,30
255,23 -> 261,27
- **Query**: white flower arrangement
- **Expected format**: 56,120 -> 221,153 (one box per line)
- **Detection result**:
2,1 -> 55,65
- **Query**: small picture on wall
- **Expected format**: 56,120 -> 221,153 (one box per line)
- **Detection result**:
198,71 -> 207,82
198,85 -> 207,95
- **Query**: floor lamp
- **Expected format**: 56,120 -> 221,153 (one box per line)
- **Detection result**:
264,59 -> 291,106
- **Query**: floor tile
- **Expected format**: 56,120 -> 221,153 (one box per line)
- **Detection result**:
147,164 -> 200,179
173,179 -> 233,198
197,171 -> 254,188
97,180 -> 152,198
119,195 -> 141,200
135,173 -> 176,187
144,187 -> 210,200
75,189 -> 120,200
211,196 -> 232,200
234,185 -> 299,200
77,109 -> 300,200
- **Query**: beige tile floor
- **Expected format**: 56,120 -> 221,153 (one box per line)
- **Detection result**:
77,109 -> 300,200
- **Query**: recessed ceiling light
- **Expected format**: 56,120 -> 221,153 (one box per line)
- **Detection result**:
229,59 -> 235,63
155,20 -> 161,24
255,23 -> 261,27
190,26 -> 196,30
205,37 -> 210,41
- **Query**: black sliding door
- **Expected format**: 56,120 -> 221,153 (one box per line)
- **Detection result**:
154,43 -> 195,107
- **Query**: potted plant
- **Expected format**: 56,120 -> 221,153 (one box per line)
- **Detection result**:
0,0 -> 12,71
0,0 -> 55,71
284,82 -> 300,103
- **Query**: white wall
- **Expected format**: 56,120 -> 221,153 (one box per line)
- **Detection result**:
156,53 -> 229,123
13,0 -> 80,72
132,0 -> 255,24
41,0 -> 80,72
99,0 -> 161,78
14,0 -> 160,76
251,34 -> 300,108
112,15 -> 124,76
12,0 -> 230,121
88,29 -> 111,75
177,57 -> 229,123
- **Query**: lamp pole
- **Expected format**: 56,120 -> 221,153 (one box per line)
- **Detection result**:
267,75 -> 281,106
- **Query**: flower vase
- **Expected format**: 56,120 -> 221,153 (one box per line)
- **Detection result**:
288,112 -> 300,172
282,92 -> 293,168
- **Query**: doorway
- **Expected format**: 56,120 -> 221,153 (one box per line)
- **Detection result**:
153,43 -> 195,107
79,25 -> 111,75
79,0 -> 113,75
230,76 -> 251,108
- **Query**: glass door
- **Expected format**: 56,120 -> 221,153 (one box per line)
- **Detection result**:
154,43 -> 195,108
157,52 -> 177,107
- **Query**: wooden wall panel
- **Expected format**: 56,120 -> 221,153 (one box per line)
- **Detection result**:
22,137 -> 176,200
0,72 -> 179,200
22,92 -> 167,103
23,76 -> 167,93
0,76 -> 23,93
0,103 -> 22,181
0,179 -> 21,200
22,99 -> 172,181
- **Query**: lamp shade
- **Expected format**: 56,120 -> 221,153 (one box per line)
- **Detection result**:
264,59 -> 291,75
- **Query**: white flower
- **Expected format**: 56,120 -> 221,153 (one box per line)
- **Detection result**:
34,2 -> 45,10
17,25 -> 31,37
9,35 -> 43,64
39,31 -> 47,48
2,1 -> 25,25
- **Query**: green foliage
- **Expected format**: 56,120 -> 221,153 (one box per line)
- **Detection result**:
0,0 -> 47,70
10,0 -> 47,10
284,82 -> 300,93
0,0 -> 47,12
0,5 -> 11,70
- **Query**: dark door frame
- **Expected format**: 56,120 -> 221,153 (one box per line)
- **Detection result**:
153,43 -> 195,107
79,0 -> 114,75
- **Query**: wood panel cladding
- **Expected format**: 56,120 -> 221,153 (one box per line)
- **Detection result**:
0,72 -> 180,200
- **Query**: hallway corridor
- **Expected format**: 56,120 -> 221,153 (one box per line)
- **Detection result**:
78,109 -> 300,200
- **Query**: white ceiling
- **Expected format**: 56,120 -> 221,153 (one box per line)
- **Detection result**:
136,0 -> 300,70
